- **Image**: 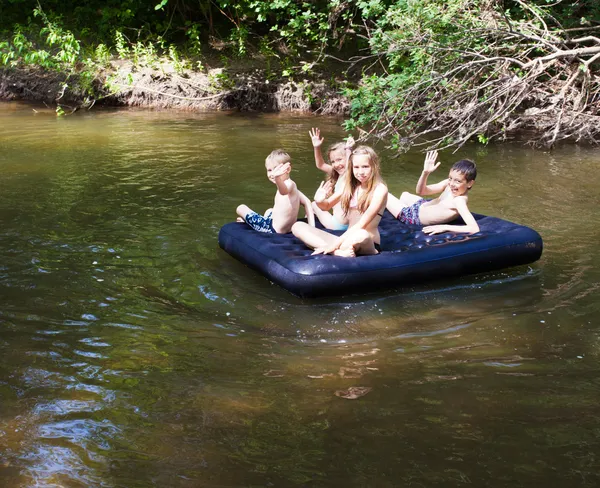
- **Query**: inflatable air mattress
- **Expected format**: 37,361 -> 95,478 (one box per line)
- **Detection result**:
218,212 -> 543,298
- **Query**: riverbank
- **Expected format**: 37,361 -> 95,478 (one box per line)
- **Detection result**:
0,60 -> 349,115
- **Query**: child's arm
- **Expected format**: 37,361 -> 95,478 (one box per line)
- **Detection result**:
313,182 -> 342,211
349,184 -> 388,232
272,163 -> 294,195
309,128 -> 333,175
298,190 -> 315,227
422,197 -> 480,235
416,150 -> 448,196
313,184 -> 388,255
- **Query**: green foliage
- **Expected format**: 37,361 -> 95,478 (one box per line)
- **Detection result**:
1,0 -> 599,148
207,70 -> 233,91
0,8 -> 82,70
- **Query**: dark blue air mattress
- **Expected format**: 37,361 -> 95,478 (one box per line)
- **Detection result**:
218,211 -> 543,298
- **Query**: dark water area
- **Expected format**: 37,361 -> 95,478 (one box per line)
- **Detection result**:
1,101 -> 599,487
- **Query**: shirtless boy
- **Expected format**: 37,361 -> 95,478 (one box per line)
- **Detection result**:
236,149 -> 315,233
386,150 -> 480,235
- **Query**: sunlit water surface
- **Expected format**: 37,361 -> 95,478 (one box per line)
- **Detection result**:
1,102 -> 599,487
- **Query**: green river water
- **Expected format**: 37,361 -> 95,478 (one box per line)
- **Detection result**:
1,102 -> 599,487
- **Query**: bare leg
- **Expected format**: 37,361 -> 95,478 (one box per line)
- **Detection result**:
292,222 -> 338,249
386,191 -> 421,218
399,191 -> 421,206
236,204 -> 253,220
334,228 -> 378,257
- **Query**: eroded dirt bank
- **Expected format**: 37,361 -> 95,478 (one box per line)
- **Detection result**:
0,61 -> 349,115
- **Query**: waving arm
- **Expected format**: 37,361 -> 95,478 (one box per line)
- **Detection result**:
309,128 -> 333,175
416,150 -> 448,196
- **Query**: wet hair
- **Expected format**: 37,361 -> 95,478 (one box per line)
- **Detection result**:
451,159 -> 477,182
265,149 -> 291,167
341,145 -> 383,215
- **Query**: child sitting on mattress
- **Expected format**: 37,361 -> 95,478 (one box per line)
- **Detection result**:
236,149 -> 315,234
308,127 -> 354,230
292,145 -> 388,257
386,150 -> 479,235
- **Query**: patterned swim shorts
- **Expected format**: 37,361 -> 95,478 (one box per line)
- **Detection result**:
244,210 -> 275,233
397,199 -> 427,226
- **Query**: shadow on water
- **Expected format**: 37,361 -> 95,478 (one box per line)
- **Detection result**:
1,102 -> 600,487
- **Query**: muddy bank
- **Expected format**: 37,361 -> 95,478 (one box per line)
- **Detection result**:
0,61 -> 349,115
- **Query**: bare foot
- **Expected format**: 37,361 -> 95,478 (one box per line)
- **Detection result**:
334,248 -> 356,257
236,217 -> 244,222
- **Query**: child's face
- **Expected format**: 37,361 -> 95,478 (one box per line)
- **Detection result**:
329,148 -> 347,175
265,160 -> 290,183
352,154 -> 372,184
447,169 -> 473,196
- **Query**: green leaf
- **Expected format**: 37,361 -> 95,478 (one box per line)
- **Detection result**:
155,0 -> 168,10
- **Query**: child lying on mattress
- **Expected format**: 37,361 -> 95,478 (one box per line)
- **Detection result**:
236,149 -> 315,234
386,150 -> 480,235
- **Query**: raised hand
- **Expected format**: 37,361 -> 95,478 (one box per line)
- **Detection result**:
423,150 -> 441,174
345,135 -> 355,150
271,162 -> 291,179
309,128 -> 324,148
314,180 -> 333,202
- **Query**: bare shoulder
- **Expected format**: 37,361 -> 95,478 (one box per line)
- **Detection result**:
370,182 -> 388,206
375,182 -> 388,195
453,194 -> 469,208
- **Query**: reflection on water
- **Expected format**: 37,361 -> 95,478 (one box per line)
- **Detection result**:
1,102 -> 600,487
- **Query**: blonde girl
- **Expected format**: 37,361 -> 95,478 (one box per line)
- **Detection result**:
292,145 -> 388,257
308,128 -> 354,230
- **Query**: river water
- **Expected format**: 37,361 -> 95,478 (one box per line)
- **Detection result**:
0,102 -> 599,487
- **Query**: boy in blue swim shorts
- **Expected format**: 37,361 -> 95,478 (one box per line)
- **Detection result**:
236,149 -> 315,234
386,150 -> 480,235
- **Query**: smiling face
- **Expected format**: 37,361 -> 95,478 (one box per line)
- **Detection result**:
329,148 -> 347,175
352,153 -> 373,184
447,169 -> 474,196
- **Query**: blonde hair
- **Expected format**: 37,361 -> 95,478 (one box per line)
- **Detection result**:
341,145 -> 382,215
265,149 -> 291,167
324,142 -> 346,190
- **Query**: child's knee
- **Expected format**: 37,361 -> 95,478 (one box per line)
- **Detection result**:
236,204 -> 250,218
291,221 -> 303,236
342,228 -> 369,248
354,229 -> 370,245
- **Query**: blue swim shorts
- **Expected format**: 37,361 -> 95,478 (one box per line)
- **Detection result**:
244,210 -> 275,233
398,199 -> 427,226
